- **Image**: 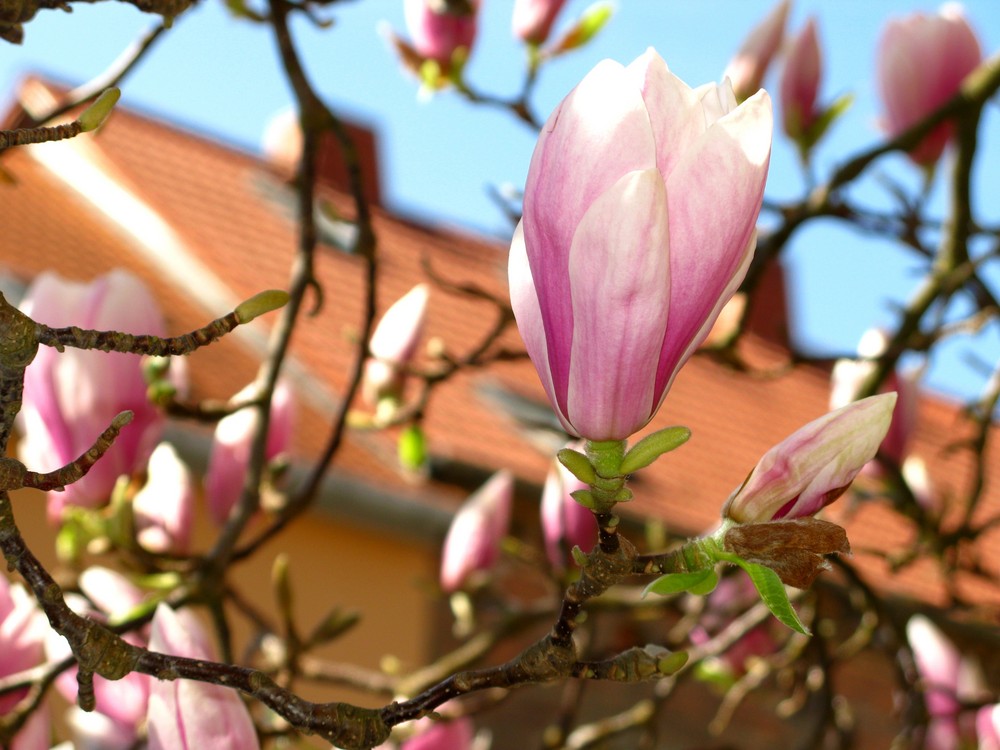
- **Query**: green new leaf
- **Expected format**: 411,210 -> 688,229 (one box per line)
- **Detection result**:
619,426 -> 691,475
642,568 -> 718,598
710,547 -> 810,634
740,561 -> 809,635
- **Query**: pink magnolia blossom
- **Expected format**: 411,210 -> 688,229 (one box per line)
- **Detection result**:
440,470 -> 513,592
877,4 -> 982,166
363,284 -> 430,406
541,448 -> 597,570
510,48 -> 772,441
401,716 -> 475,750
512,0 -> 567,44
18,270 -> 177,521
204,379 -> 294,525
907,615 -> 967,750
147,604 -> 260,750
133,442 -> 195,554
978,704 -> 1000,750
689,575 -> 781,679
830,329 -> 918,468
723,0 -> 790,101
780,17 -> 822,140
404,0 -> 478,64
722,393 -> 896,523
0,575 -> 50,750
44,569 -> 150,750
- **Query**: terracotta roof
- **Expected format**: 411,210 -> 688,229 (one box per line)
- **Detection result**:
3,75 -> 998,611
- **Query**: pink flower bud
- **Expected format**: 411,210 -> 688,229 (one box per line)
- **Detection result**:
830,329 -> 918,468
780,18 -> 822,139
363,284 -> 430,406
401,716 -> 475,750
689,575 -> 780,678
978,704 -> 1000,750
0,576 -> 49,750
440,470 -> 513,592
18,270 -> 179,522
541,449 -> 597,570
722,393 -> 897,523
877,4 -> 982,166
45,568 -> 151,748
907,614 -> 969,748
204,379 -> 294,525
723,0 -> 790,101
133,443 -> 195,554
512,0 -> 567,44
510,48 -> 772,441
147,604 -> 260,750
404,0 -> 478,64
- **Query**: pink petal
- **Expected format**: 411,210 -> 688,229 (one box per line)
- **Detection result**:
147,604 -> 259,750
523,59 -> 656,411
565,170 -> 670,440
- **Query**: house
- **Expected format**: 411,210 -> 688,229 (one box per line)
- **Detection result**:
2,75 -> 998,748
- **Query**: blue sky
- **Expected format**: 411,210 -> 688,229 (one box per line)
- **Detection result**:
1,1 -> 999,401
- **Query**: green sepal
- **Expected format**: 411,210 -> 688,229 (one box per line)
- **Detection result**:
714,549 -> 809,635
305,607 -> 361,648
570,489 -> 598,510
108,596 -> 162,627
619,426 -> 691,475
657,650 -> 689,676
235,290 -> 289,323
642,568 -> 718,598
557,448 -> 597,485
133,571 -> 182,592
614,487 -> 633,503
398,423 -> 428,472
78,88 -> 120,132
551,2 -> 613,55
796,92 -> 854,158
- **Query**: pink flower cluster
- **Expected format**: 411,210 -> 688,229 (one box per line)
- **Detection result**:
724,1 -> 982,164
18,271 -> 182,521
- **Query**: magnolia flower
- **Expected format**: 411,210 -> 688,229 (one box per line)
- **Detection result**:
404,0 -> 478,64
876,4 -> 982,166
18,270 -> 178,521
978,704 -> 1000,750
133,443 -> 195,554
147,604 -> 260,750
723,0 -> 790,101
688,575 -> 781,679
510,48 -> 772,441
45,569 -> 150,750
904,614 -> 993,750
780,18 -> 822,141
0,575 -> 49,750
363,284 -> 430,407
204,379 -> 294,525
440,471 -> 513,592
512,0 -> 567,44
722,393 -> 896,523
401,716 -> 475,750
541,449 -> 597,570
